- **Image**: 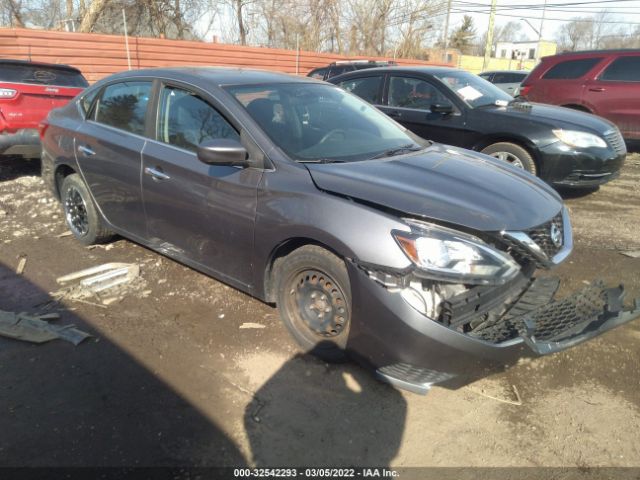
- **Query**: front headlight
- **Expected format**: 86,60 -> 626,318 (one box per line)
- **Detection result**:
552,129 -> 606,149
393,220 -> 520,285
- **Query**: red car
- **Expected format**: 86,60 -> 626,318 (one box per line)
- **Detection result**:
0,59 -> 88,158
520,49 -> 640,141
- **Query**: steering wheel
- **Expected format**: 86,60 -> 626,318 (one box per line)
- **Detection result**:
319,129 -> 347,144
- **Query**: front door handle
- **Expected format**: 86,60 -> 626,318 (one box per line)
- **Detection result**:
77,145 -> 95,156
588,87 -> 605,92
387,110 -> 402,118
144,166 -> 170,181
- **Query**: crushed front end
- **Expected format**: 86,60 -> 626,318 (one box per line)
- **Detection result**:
346,207 -> 640,394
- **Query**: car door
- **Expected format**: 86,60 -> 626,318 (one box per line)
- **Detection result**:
74,80 -> 152,239
379,74 -> 468,146
141,82 -> 262,288
583,55 -> 640,140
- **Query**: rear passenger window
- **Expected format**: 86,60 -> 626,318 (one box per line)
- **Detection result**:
95,81 -> 151,135
600,57 -> 640,82
542,58 -> 602,79
337,76 -> 383,104
157,85 -> 239,152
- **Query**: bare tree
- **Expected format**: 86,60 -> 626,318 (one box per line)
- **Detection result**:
7,0 -> 25,27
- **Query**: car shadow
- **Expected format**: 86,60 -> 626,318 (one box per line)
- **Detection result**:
0,260 -> 246,468
243,342 -> 407,467
625,140 -> 640,154
556,185 -> 600,199
0,156 -> 41,182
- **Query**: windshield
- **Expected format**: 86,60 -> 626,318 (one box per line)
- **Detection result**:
226,83 -> 428,162
432,70 -> 512,108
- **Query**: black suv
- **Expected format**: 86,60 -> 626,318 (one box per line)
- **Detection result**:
307,60 -> 397,81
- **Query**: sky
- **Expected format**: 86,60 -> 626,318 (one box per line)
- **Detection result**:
444,0 -> 640,41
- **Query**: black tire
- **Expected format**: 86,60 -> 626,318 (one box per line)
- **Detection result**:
274,245 -> 351,362
60,173 -> 112,245
481,142 -> 537,175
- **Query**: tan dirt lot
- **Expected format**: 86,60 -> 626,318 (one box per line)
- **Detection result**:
0,153 -> 639,471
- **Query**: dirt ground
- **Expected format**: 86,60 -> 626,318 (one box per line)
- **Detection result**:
1,153 -> 639,472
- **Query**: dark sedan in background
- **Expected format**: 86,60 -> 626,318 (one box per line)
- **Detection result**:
40,68 -> 639,394
330,66 -> 627,188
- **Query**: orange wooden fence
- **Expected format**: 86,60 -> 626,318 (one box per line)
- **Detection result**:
0,28 -> 453,83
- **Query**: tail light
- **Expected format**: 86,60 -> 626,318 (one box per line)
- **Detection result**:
38,120 -> 49,140
0,88 -> 17,99
518,84 -> 532,98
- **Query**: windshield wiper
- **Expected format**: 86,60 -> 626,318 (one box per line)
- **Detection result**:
297,158 -> 345,164
369,144 -> 424,160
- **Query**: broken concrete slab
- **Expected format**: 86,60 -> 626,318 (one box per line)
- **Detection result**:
0,310 -> 90,345
52,263 -> 145,306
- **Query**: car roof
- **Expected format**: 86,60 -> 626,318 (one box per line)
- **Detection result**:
102,67 -> 321,87
0,58 -> 82,73
330,65 -> 464,77
554,48 -> 640,56
480,70 -> 529,75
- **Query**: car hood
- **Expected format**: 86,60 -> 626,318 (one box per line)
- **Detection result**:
486,102 -> 617,133
306,143 -> 563,232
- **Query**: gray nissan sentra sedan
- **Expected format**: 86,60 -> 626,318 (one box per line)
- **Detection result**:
40,68 -> 640,394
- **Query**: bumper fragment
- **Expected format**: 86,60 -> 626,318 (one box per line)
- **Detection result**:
521,283 -> 640,355
472,280 -> 640,355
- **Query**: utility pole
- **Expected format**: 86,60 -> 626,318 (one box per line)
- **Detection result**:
482,0 -> 497,71
442,0 -> 452,62
537,0 -> 547,61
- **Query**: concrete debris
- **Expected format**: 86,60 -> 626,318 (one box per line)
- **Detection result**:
239,322 -> 266,329
52,263 -> 144,306
87,243 -> 115,251
0,310 -> 90,345
16,255 -> 27,275
620,250 -> 640,259
56,231 -> 73,238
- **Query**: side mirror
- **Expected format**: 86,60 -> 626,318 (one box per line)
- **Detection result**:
430,104 -> 454,115
197,139 -> 249,167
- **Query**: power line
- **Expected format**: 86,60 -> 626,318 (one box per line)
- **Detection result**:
449,7 -> 640,24
455,0 -> 640,7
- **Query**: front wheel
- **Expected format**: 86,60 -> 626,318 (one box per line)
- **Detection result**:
61,173 -> 112,245
274,245 -> 352,362
481,142 -> 537,175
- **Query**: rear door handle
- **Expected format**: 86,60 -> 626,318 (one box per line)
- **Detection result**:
144,166 -> 170,181
588,87 -> 605,92
77,145 -> 95,156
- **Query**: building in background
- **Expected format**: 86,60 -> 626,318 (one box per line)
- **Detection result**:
495,40 -> 557,62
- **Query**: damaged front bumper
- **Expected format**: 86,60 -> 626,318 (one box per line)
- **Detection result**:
346,263 -> 640,395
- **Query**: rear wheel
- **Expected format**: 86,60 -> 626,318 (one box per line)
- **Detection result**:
61,174 -> 112,245
274,245 -> 351,362
481,142 -> 537,175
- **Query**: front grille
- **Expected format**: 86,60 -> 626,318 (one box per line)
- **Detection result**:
604,130 -> 627,156
500,212 -> 564,267
529,212 -> 564,259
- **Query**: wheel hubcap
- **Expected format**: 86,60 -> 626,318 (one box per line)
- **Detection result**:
292,269 -> 347,338
64,186 -> 89,237
490,151 -> 525,169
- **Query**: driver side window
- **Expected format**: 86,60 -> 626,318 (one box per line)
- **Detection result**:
388,76 -> 452,111
157,85 -> 239,153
